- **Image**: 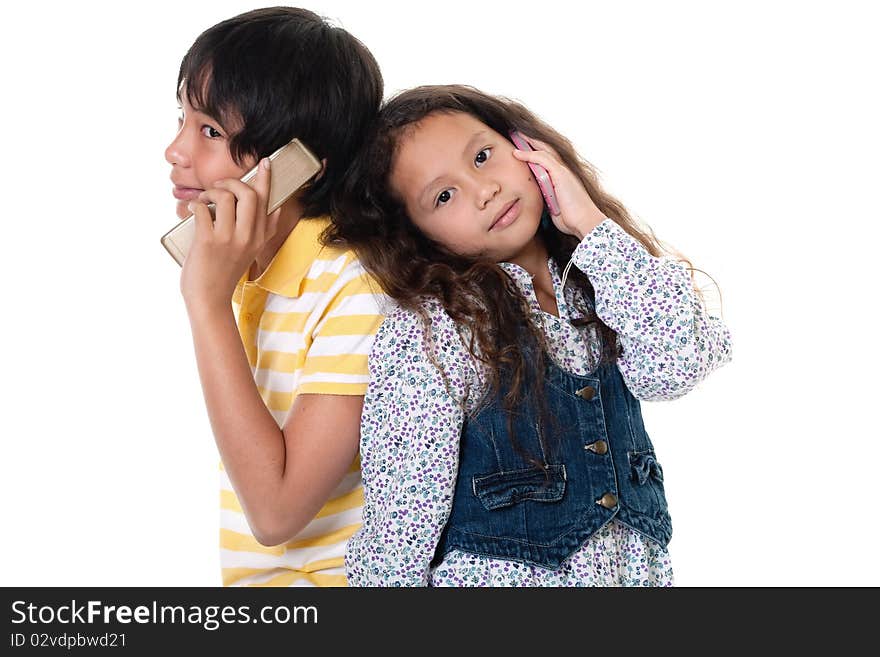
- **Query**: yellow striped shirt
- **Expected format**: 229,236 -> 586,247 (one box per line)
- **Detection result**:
221,217 -> 387,587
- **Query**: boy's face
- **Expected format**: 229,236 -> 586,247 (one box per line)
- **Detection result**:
165,91 -> 255,220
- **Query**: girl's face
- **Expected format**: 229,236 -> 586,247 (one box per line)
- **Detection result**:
390,111 -> 544,263
164,90 -> 255,220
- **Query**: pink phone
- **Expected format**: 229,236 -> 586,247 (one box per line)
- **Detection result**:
509,130 -> 561,216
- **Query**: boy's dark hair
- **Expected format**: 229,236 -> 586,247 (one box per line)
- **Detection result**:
177,6 -> 383,218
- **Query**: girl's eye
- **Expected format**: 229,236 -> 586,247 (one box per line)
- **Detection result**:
475,147 -> 491,167
201,125 -> 223,139
435,189 -> 454,207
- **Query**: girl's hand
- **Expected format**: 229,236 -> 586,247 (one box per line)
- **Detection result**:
512,136 -> 607,240
180,158 -> 281,311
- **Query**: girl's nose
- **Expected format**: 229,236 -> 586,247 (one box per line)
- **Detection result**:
477,180 -> 501,209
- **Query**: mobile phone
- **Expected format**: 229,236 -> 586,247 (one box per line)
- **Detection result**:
509,130 -> 561,216
160,138 -> 322,266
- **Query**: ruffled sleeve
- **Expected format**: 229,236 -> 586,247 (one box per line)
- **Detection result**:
345,301 -> 474,585
571,218 -> 732,400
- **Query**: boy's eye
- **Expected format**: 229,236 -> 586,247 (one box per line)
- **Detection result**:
435,189 -> 454,207
475,147 -> 491,166
201,125 -> 223,139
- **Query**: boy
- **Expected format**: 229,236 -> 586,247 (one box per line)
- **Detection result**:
164,7 -> 386,586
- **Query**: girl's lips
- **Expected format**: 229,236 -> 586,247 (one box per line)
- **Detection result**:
172,186 -> 204,201
489,199 -> 520,231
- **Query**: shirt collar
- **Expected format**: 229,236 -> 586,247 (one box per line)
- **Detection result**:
236,216 -> 331,299
499,258 -> 573,320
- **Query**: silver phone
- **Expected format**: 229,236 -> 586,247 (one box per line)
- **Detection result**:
160,138 -> 322,266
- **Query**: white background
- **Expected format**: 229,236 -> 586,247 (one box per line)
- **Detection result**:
1,0 -> 877,586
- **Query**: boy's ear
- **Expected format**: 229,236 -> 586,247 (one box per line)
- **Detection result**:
314,158 -> 328,182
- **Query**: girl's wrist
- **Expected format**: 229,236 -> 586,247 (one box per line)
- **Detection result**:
571,212 -> 606,241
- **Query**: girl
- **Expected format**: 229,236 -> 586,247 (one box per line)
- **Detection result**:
327,85 -> 733,586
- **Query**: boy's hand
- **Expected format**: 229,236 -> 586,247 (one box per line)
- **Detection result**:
180,157 -> 281,310
511,136 -> 607,240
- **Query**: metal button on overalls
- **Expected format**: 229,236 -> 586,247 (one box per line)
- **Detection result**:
584,440 -> 608,455
576,386 -> 596,400
597,492 -> 618,509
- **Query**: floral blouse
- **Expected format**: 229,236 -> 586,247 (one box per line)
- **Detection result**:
346,219 -> 733,586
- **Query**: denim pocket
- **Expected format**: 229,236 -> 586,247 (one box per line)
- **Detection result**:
626,450 -> 668,516
630,450 -> 663,484
473,464 -> 567,511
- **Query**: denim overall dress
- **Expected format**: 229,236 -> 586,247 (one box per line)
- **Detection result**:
433,356 -> 672,570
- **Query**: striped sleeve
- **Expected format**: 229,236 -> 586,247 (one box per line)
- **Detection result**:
296,257 -> 389,396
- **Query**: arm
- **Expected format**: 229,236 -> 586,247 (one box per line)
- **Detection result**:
346,304 -> 472,586
510,140 -> 732,401
187,301 -> 363,544
572,218 -> 733,400
182,162 -> 384,545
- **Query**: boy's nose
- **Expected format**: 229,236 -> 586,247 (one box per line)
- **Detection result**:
164,129 -> 192,168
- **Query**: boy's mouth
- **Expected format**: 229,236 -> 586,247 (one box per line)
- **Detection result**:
172,185 -> 205,201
